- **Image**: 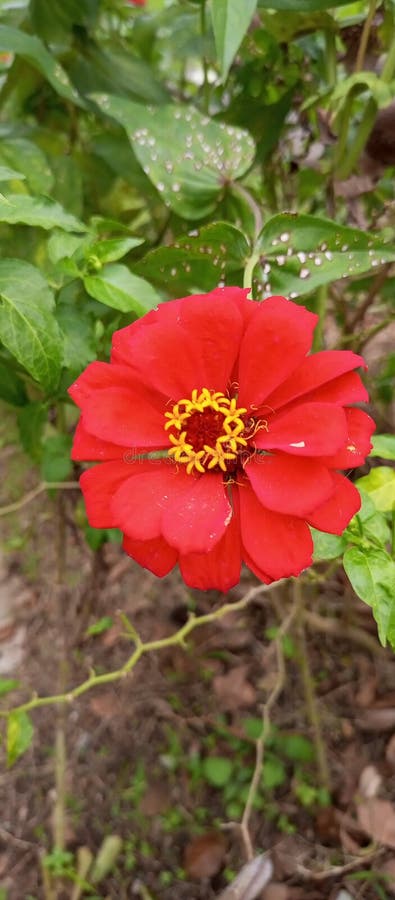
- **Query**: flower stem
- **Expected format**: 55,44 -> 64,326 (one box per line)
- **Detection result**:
200,0 -> 210,114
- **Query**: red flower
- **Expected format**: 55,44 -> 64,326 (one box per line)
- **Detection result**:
127,0 -> 146,5
69,289 -> 375,592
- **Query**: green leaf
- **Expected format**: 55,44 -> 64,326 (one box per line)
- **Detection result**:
83,263 -> 161,315
370,434 -> 395,461
17,402 -> 47,463
0,194 -> 86,232
0,260 -> 63,392
255,214 -> 395,299
243,716 -> 264,740
56,298 -> 96,372
40,434 -> 72,483
344,547 -> 395,648
211,0 -> 258,81
0,25 -> 82,105
0,362 -> 27,406
86,236 -> 144,265
91,95 -> 256,220
203,756 -> 233,787
136,222 -> 249,293
85,616 -> 114,638
281,734 -> 314,762
0,678 -> 20,697
0,138 -> 54,194
312,528 -> 346,561
47,231 -> 89,265
262,755 -> 286,789
7,710 -> 34,767
0,165 -> 25,181
258,0 -> 353,8
356,467 -> 395,513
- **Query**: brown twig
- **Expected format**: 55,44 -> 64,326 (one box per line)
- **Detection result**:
348,264 -> 392,331
303,609 -> 382,656
0,482 -> 79,517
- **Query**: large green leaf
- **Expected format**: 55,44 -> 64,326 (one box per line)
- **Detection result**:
254,213 -> 395,298
135,222 -> 249,294
356,467 -> 395,513
0,194 -> 86,231
211,0 -> 258,80
0,260 -> 63,392
0,25 -> 82,105
83,264 -> 161,315
344,547 -> 395,649
91,94 -> 256,220
258,0 -> 353,9
0,137 -> 54,194
370,434 -> 395,461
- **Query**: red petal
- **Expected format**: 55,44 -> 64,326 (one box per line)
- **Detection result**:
246,454 -> 334,516
179,510 -> 241,591
69,361 -> 139,407
112,290 -> 244,399
298,371 -> 368,406
307,472 -> 361,534
112,466 -> 232,554
239,483 -> 313,581
80,460 -> 141,528
71,418 -> 129,461
81,384 -> 166,448
255,402 -> 347,456
123,534 -> 178,577
238,296 -> 318,407
265,350 -> 366,410
320,408 -> 375,468
242,547 -> 273,584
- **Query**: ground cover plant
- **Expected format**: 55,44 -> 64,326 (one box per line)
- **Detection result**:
0,0 -> 394,897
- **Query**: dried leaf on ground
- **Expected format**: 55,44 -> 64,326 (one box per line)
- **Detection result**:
184,831 -> 227,879
213,665 -> 256,711
358,765 -> 382,799
217,854 -> 273,900
357,798 -> 395,848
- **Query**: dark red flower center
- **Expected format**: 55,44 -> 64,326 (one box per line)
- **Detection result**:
164,388 -> 263,474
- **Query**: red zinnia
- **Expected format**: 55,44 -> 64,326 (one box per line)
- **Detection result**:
69,289 -> 375,591
127,0 -> 146,5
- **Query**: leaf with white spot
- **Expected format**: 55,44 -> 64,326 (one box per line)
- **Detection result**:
254,213 -> 395,299
135,222 -> 250,294
90,94 -> 256,220
0,25 -> 82,106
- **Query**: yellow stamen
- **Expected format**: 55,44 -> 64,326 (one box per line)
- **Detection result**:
165,388 -> 249,475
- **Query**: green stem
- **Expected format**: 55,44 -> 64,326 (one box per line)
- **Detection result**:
200,0 -> 210,114
335,27 -> 395,179
243,252 -> 260,291
294,582 -> 331,795
312,286 -> 327,351
324,29 -> 337,87
355,0 -> 377,73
